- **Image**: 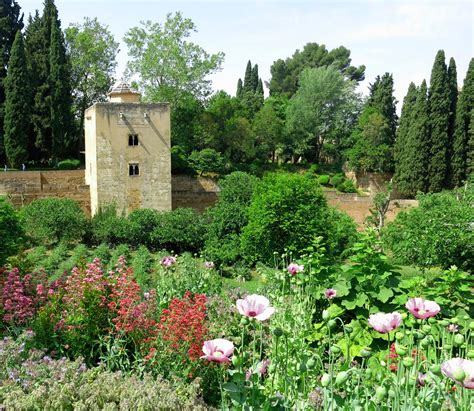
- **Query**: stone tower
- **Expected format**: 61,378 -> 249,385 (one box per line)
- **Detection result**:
85,81 -> 171,215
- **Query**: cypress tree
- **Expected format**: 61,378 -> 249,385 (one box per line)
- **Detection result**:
49,11 -> 75,161
4,31 -> 30,167
236,78 -> 243,98
0,0 -> 23,163
243,60 -> 252,93
406,80 -> 430,195
452,58 -> 474,185
368,73 -> 398,144
468,108 -> 474,177
250,64 -> 259,92
446,57 -> 458,187
394,82 -> 418,196
26,0 -> 56,163
428,50 -> 450,192
256,78 -> 264,97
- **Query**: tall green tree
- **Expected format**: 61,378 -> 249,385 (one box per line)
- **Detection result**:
250,63 -> 259,92
65,17 -> 119,147
269,43 -> 365,97
368,73 -> 398,144
428,50 -> 450,192
0,0 -> 23,163
406,80 -> 431,196
452,58 -> 474,186
446,57 -> 458,187
243,60 -> 252,93
4,30 -> 30,167
236,78 -> 243,98
49,11 -> 75,161
124,12 -> 224,106
394,82 -> 418,195
286,66 -> 357,163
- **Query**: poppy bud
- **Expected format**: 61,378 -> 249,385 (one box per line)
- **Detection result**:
375,386 -> 387,401
321,373 -> 331,387
452,367 -> 466,382
429,364 -> 441,375
330,345 -> 341,354
422,324 -> 431,333
467,351 -> 474,360
360,347 -> 372,357
395,332 -> 404,340
395,344 -> 408,356
306,358 -> 316,369
402,357 -> 414,367
453,334 -> 465,347
273,327 -> 283,337
322,310 -> 330,321
327,320 -> 337,330
335,371 -> 349,386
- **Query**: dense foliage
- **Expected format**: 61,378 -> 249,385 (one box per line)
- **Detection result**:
0,196 -> 23,265
240,173 -> 357,264
20,197 -> 87,245
383,185 -> 474,271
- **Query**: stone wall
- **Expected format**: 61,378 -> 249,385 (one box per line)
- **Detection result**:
0,170 -> 90,214
0,171 -> 418,227
171,175 -> 219,212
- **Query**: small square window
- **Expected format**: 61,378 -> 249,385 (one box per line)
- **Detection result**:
128,134 -> 139,146
129,163 -> 139,176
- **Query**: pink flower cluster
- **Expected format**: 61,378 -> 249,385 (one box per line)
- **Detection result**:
1,269 -> 35,324
160,256 -> 177,267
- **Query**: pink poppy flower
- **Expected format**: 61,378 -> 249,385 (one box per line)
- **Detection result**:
324,288 -> 337,299
204,261 -> 215,269
201,339 -> 234,363
160,256 -> 177,267
441,358 -> 474,389
368,312 -> 402,334
405,298 -> 440,319
417,373 -> 426,387
287,263 -> 304,275
447,324 -> 459,333
236,294 -> 275,321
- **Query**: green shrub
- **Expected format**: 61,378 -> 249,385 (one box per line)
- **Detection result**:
89,204 -> 129,246
188,148 -> 226,175
56,159 -> 81,170
127,208 -> 161,249
330,174 -> 345,187
341,179 -> 357,193
151,208 -> 206,253
204,172 -> 259,267
318,175 -> 330,185
308,164 -> 319,174
0,196 -> 23,265
21,198 -> 87,245
383,187 -> 474,271
240,173 -> 357,264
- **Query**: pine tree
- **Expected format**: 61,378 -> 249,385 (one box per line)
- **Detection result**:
243,60 -> 252,93
250,64 -> 259,92
0,0 -> 23,163
445,57 -> 458,187
406,80 -> 430,195
452,58 -> 474,185
49,11 -> 75,161
394,82 -> 418,196
428,50 -> 450,192
236,78 -> 243,98
4,31 -> 30,167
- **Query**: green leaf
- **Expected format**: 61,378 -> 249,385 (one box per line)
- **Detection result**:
378,286 -> 393,303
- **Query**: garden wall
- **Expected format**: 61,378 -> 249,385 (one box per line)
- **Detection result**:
0,171 -> 417,226
0,170 -> 91,214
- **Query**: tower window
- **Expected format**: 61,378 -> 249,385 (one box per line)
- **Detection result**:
128,134 -> 139,146
129,163 -> 140,176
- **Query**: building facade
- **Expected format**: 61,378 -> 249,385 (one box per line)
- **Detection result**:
85,82 -> 172,215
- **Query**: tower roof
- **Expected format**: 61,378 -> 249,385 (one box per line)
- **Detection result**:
108,81 -> 141,96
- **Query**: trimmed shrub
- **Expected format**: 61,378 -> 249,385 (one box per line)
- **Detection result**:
56,159 -> 81,170
340,179 -> 357,193
330,174 -> 345,187
0,196 -> 23,265
240,173 -> 357,264
20,198 -> 87,245
318,174 -> 330,185
204,172 -> 259,267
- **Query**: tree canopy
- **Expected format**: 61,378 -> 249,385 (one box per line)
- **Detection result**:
124,12 -> 224,106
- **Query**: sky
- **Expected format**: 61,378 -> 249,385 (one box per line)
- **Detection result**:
20,0 -> 473,110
